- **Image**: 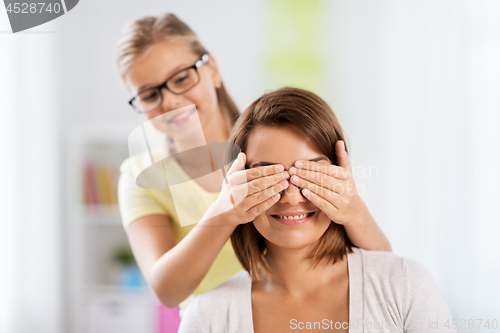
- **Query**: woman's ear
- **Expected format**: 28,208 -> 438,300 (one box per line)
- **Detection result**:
207,54 -> 222,88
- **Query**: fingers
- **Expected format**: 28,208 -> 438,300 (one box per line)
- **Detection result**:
289,174 -> 343,209
246,171 -> 290,195
241,180 -> 290,211
301,188 -> 338,218
290,168 -> 343,194
293,160 -> 349,180
245,193 -> 281,218
230,163 -> 285,186
246,164 -> 285,182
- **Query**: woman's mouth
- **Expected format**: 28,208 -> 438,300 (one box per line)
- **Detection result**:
271,212 -> 315,226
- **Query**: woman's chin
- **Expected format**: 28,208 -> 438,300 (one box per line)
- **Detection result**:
263,231 -> 325,252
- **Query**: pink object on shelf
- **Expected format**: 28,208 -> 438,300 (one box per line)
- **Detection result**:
157,304 -> 181,333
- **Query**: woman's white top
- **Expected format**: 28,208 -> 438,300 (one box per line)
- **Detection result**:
179,247 -> 456,333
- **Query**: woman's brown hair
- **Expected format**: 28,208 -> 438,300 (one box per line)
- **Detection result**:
115,13 -> 239,130
228,87 -> 354,281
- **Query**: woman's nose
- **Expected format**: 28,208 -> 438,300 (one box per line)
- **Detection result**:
279,181 -> 307,206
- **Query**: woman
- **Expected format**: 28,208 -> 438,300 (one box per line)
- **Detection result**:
178,87 -> 455,333
115,13 -> 392,314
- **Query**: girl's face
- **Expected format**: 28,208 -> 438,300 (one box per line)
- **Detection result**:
245,125 -> 333,250
124,41 -> 222,137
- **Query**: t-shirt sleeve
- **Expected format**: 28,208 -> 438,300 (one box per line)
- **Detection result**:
117,158 -> 168,229
178,297 -> 202,333
404,258 -> 456,333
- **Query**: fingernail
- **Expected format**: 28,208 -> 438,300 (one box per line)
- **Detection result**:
283,171 -> 290,179
302,188 -> 310,196
291,176 -> 298,184
275,165 -> 284,173
289,167 -> 296,175
295,161 -> 303,168
273,193 -> 280,201
280,180 -> 288,188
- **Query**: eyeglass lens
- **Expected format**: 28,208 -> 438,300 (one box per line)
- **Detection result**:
132,67 -> 199,113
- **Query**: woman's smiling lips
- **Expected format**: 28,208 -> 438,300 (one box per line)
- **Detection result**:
270,211 -> 316,226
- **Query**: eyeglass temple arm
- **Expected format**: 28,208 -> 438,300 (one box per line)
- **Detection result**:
195,53 -> 209,68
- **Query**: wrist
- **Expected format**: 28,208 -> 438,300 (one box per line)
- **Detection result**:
347,197 -> 372,228
198,210 -> 239,230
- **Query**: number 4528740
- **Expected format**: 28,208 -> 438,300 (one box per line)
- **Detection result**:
444,319 -> 498,330
6,3 -> 62,14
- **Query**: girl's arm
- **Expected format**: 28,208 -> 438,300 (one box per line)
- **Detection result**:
125,154 -> 288,307
126,213 -> 237,308
343,199 -> 392,251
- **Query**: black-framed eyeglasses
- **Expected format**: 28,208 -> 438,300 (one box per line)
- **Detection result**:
128,53 -> 209,114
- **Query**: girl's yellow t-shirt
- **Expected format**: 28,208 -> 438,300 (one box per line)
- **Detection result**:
117,155 -> 243,313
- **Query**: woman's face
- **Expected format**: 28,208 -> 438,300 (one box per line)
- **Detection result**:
245,125 -> 333,250
124,41 -> 221,137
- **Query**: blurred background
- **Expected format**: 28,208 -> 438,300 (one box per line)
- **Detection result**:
1,0 -> 499,332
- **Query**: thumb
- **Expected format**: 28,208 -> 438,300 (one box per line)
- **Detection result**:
227,152 -> 246,176
335,140 -> 350,169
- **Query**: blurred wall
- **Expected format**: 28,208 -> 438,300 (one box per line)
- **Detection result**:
325,0 -> 500,319
0,13 -> 62,333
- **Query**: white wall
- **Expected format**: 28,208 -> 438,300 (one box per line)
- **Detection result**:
325,0 -> 500,319
0,11 -> 62,333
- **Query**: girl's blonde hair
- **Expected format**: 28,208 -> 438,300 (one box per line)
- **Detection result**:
116,13 -> 239,128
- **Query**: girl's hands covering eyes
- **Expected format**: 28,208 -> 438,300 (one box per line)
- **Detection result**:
203,152 -> 290,227
288,141 -> 363,226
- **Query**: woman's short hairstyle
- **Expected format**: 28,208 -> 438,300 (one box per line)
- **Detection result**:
115,13 -> 239,129
228,87 -> 354,281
